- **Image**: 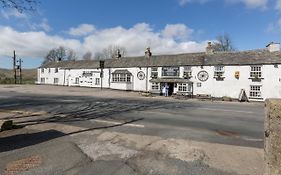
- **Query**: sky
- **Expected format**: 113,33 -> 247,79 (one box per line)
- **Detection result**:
0,0 -> 281,68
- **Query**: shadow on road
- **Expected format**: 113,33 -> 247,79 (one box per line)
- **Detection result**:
0,118 -> 143,153
0,130 -> 65,153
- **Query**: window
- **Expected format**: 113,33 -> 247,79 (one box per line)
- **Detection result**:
41,68 -> 44,73
55,68 -> 59,73
95,78 -> 100,85
151,83 -> 159,90
54,78 -> 59,84
250,85 -> 262,98
178,83 -> 191,92
40,78 -> 45,83
214,66 -> 225,77
75,78 -> 79,84
183,66 -> 192,78
48,68 -> 51,73
151,67 -> 158,78
250,66 -> 262,78
112,74 -> 131,83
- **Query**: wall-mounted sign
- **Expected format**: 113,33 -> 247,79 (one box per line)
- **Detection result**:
137,71 -> 145,80
162,67 -> 179,77
197,70 -> 209,82
235,71 -> 240,79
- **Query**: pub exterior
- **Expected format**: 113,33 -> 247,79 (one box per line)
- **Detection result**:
37,42 -> 281,101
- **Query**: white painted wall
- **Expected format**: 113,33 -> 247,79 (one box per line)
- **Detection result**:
37,64 -> 281,101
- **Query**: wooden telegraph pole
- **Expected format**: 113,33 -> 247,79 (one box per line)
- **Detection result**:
13,50 -> 17,84
18,58 -> 23,84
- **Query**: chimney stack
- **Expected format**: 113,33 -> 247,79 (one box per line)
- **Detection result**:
206,42 -> 214,54
266,42 -> 280,52
115,49 -> 122,59
145,47 -> 152,58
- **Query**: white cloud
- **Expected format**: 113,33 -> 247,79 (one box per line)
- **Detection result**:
226,0 -> 268,9
267,18 -> 281,33
0,23 -> 209,63
179,0 -> 268,9
161,24 -> 193,40
0,26 -> 81,59
1,9 -> 28,19
68,24 -> 96,36
276,0 -> 281,11
179,0 -> 210,6
30,18 -> 52,32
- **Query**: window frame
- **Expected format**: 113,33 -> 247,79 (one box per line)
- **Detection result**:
250,66 -> 262,79
214,66 -> 225,77
249,85 -> 262,99
75,77 -> 79,84
151,83 -> 159,90
183,66 -> 192,78
177,83 -> 191,92
112,73 -> 132,83
151,67 -> 158,79
54,78 -> 59,84
95,78 -> 100,85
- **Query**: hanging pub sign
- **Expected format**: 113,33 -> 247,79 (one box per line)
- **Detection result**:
162,67 -> 180,77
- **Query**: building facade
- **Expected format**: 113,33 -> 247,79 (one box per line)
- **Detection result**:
38,43 -> 281,101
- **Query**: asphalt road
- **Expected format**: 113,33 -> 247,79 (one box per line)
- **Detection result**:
0,86 -> 265,175
0,89 -> 264,148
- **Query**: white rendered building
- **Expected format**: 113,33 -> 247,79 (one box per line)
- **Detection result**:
37,42 -> 281,101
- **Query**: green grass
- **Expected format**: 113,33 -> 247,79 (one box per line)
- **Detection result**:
0,68 -> 37,84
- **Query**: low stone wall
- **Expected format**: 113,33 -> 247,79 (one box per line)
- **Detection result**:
265,99 -> 281,175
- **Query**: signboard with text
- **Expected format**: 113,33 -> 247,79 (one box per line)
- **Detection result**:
162,67 -> 180,77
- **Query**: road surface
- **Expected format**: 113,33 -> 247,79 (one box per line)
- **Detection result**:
0,85 -> 264,175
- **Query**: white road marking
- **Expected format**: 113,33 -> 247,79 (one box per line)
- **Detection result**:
241,136 -> 263,142
92,119 -> 145,128
199,107 -> 255,114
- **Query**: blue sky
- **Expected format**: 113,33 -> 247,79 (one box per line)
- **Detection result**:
0,0 -> 281,68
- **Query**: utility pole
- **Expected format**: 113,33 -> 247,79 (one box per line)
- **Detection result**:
17,58 -> 23,84
13,50 -> 16,84
99,60 -> 105,90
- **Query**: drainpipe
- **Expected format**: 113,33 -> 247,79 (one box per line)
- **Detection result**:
146,67 -> 148,92
63,69 -> 66,86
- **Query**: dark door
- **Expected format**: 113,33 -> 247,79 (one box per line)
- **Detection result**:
167,83 -> 174,96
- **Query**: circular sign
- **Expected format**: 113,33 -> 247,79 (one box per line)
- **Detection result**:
137,71 -> 145,80
197,70 -> 209,82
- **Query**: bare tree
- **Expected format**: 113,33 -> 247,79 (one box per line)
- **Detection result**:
56,46 -> 66,61
43,46 -> 77,64
0,0 -> 39,13
43,48 -> 57,64
93,52 -> 103,60
95,45 -> 127,59
82,51 -> 92,60
213,33 -> 235,52
67,49 -> 77,61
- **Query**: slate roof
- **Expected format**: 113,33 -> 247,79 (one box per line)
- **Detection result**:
112,69 -> 132,74
40,49 -> 281,69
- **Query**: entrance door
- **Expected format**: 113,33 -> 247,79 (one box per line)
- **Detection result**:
167,83 -> 174,96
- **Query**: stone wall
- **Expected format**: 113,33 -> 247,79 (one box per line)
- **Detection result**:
265,99 -> 281,175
